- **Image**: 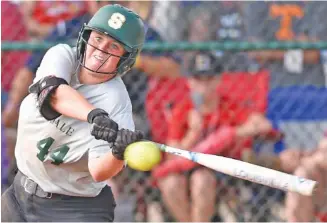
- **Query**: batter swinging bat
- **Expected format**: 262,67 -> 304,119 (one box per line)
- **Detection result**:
155,143 -> 317,196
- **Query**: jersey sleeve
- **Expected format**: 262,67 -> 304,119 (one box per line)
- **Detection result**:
33,44 -> 76,84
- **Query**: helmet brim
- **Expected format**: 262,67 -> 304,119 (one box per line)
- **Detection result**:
83,25 -> 133,53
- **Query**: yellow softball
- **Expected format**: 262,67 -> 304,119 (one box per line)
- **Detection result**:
124,141 -> 161,171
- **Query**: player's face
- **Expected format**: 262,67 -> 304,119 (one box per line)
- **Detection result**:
188,75 -> 220,98
85,31 -> 126,73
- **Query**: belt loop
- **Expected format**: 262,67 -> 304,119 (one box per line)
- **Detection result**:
46,193 -> 53,199
23,178 -> 37,195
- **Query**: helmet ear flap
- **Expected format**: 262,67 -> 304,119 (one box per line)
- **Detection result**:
77,25 -> 91,61
117,51 -> 138,76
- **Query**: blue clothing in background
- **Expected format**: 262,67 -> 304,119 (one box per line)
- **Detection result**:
2,124 -> 9,187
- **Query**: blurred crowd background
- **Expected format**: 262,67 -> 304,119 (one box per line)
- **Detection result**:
1,1 -> 327,222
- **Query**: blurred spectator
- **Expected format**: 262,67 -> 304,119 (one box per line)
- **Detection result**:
146,2 -> 256,145
150,1 -> 212,42
284,133 -> 327,222
1,1 -> 30,180
18,1 -> 87,39
212,1 -> 257,72
244,1 -> 326,87
151,2 -> 256,72
113,2 -> 184,221
122,1 -> 182,139
1,1 -> 29,108
154,52 -> 274,222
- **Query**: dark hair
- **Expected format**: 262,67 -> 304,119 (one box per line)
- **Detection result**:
186,52 -> 223,77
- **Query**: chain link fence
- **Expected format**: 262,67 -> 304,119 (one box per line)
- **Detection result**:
2,1 -> 327,222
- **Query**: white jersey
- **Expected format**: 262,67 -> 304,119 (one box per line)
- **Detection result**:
15,44 -> 134,197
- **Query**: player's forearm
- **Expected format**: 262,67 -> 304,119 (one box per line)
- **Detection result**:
50,85 -> 95,121
89,153 -> 124,182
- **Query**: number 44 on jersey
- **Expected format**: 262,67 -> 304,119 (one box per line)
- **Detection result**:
36,137 -> 70,165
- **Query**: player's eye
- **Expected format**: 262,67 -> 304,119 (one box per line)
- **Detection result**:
94,37 -> 102,43
110,43 -> 119,50
108,42 -> 124,55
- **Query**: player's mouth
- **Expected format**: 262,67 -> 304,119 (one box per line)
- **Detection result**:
94,55 -> 105,62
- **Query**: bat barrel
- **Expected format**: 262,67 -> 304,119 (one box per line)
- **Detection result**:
156,142 -> 317,196
197,154 -> 317,196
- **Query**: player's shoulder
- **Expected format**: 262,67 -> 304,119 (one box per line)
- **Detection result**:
45,44 -> 77,62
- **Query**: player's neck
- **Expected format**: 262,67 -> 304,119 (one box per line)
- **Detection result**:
79,68 -> 116,85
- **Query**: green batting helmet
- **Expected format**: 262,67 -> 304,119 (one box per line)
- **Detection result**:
77,4 -> 146,75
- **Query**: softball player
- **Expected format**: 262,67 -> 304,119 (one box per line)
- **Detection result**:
1,4 -> 145,222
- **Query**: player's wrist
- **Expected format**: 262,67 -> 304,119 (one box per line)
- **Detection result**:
89,109 -> 118,143
87,108 -> 109,123
112,148 -> 125,160
111,129 -> 144,161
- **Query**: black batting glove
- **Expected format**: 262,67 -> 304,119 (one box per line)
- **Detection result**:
112,129 -> 144,160
88,108 -> 118,142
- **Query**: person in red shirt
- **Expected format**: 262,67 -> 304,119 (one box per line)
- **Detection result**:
154,52 -> 274,222
1,1 -> 29,96
19,1 -> 87,39
1,1 -> 30,170
284,132 -> 327,222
